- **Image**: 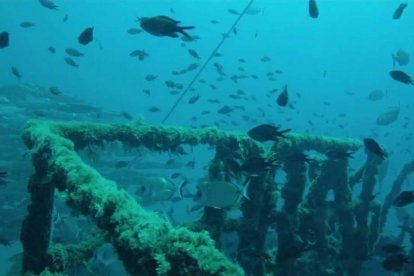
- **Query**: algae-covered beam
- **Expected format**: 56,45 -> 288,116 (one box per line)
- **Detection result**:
380,158 -> 414,232
21,120 -> 244,275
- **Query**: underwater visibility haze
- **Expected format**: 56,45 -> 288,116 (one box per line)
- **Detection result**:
1,0 -> 414,275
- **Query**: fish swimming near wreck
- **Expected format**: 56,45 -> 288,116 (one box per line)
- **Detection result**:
389,70 -> 414,85
276,85 -> 289,107
376,104 -> 400,125
139,16 -> 194,39
393,191 -> 414,207
192,180 -> 250,210
248,124 -> 291,142
363,138 -> 387,160
135,176 -> 183,204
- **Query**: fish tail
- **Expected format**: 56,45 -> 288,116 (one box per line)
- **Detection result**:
241,180 -> 251,200
178,180 -> 188,198
279,128 -> 292,138
180,26 -> 195,30
178,29 -> 193,39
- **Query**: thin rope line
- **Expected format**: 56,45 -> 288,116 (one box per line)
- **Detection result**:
161,0 -> 255,124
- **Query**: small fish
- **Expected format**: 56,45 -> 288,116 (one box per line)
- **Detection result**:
389,70 -> 413,85
148,107 -> 160,112
145,74 -> 157,81
192,180 -> 249,209
363,138 -> 387,159
185,160 -> 196,168
11,66 -> 21,79
393,3 -> 408,20
48,46 -> 56,53
39,0 -> 58,9
63,15 -> 68,22
261,56 -> 271,62
188,94 -> 200,104
218,105 -> 233,114
228,9 -> 240,15
381,253 -> 410,272
120,112 -> 133,120
392,49 -> 410,66
248,124 -> 291,142
170,172 -> 181,179
376,105 -> 400,125
239,156 -> 279,174
78,27 -> 93,45
64,57 -> 79,67
129,49 -> 148,60
325,149 -> 355,160
114,160 -> 130,168
393,191 -> 414,207
127,28 -> 142,35
49,86 -> 62,95
309,0 -> 319,18
65,48 -> 84,57
382,244 -> 405,254
19,22 -> 35,28
0,31 -> 9,48
188,49 -> 200,59
368,89 -> 384,101
276,85 -> 289,107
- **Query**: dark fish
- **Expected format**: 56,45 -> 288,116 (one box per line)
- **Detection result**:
393,3 -> 408,20
148,107 -> 160,112
325,149 -> 355,160
64,57 -> 79,68
121,112 -> 133,120
239,156 -> 279,174
63,15 -> 68,22
11,66 -> 21,79
39,0 -> 58,9
218,105 -> 233,114
129,49 -> 148,60
393,191 -> 414,207
188,49 -> 200,59
19,22 -> 35,28
381,253 -> 410,272
248,124 -> 291,142
0,171 -> 7,186
228,9 -> 240,15
389,70 -> 413,85
185,160 -> 196,168
309,0 -> 319,18
363,138 -> 387,159
139,16 -> 194,39
170,172 -> 181,179
382,244 -> 405,254
276,85 -> 289,107
78,27 -> 93,45
145,74 -> 157,81
188,94 -> 200,104
0,31 -> 9,48
65,48 -> 84,57
48,46 -> 56,53
127,28 -> 142,35
49,86 -> 62,95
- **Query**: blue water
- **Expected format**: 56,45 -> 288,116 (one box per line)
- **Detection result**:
1,0 -> 414,275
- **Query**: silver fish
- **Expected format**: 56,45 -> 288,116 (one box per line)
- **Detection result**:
392,49 -> 410,67
65,48 -> 84,57
135,176 -> 180,204
376,104 -> 400,125
192,180 -> 249,209
368,89 -> 385,101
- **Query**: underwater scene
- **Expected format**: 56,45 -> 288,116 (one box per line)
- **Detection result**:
1,0 -> 414,275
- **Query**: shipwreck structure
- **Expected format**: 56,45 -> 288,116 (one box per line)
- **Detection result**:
19,120 -> 414,275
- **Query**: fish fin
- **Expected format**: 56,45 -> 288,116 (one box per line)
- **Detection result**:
178,180 -> 188,198
241,180 -> 251,200
178,29 -> 192,39
190,204 -> 204,212
278,128 -> 292,138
